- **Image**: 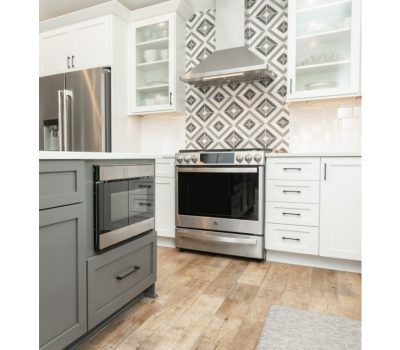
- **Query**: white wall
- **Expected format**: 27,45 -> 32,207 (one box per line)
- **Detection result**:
139,113 -> 185,154
288,97 -> 361,153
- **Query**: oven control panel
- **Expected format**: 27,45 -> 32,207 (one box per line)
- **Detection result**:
175,151 -> 265,166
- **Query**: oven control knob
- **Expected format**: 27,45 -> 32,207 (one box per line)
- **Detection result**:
184,155 -> 191,163
191,154 -> 198,163
254,154 -> 263,163
176,155 -> 183,163
236,154 -> 244,162
245,154 -> 253,163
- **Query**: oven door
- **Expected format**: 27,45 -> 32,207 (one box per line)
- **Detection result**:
176,166 -> 264,236
95,177 -> 155,251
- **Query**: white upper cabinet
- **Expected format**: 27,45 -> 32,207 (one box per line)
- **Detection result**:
128,13 -> 185,115
319,157 -> 361,260
40,28 -> 71,76
287,0 -> 361,101
40,16 -> 112,77
71,17 -> 112,71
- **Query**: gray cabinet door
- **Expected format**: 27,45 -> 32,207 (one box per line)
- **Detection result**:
39,160 -> 84,210
39,203 -> 86,350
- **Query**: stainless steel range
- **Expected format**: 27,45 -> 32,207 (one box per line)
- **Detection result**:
175,149 -> 266,259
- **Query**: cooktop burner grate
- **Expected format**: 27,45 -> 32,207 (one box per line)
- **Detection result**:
179,148 -> 273,153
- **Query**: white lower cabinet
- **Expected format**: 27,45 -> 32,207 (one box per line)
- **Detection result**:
319,157 -> 361,260
155,158 -> 175,238
265,223 -> 318,255
265,156 -> 361,264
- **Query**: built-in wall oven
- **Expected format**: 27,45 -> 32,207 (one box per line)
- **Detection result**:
175,150 -> 265,259
94,164 -> 155,252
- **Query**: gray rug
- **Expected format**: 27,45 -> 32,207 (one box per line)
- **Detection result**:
256,306 -> 361,350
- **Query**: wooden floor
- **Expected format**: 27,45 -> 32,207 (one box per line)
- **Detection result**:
78,247 -> 361,350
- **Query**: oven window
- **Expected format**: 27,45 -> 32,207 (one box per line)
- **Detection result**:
97,178 -> 154,235
178,170 -> 259,220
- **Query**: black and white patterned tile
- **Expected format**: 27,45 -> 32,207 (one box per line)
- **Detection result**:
185,0 -> 289,151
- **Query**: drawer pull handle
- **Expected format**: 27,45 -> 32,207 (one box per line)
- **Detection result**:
139,202 -> 152,206
282,212 -> 301,216
139,185 -> 151,188
283,167 -> 302,171
282,237 -> 300,242
282,190 -> 301,194
116,266 -> 141,280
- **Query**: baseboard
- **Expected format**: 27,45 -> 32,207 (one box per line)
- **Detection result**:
266,250 -> 361,273
157,236 -> 176,248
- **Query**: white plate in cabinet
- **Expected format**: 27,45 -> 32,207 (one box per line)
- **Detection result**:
266,223 -> 318,255
266,202 -> 319,227
266,158 -> 320,181
266,180 -> 320,204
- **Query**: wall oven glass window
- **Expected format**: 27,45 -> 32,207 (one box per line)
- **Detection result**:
178,170 -> 258,221
94,164 -> 155,252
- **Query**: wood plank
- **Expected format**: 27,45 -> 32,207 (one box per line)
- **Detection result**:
76,248 -> 362,350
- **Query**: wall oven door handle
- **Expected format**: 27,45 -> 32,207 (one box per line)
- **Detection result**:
179,231 -> 257,245
177,167 -> 258,173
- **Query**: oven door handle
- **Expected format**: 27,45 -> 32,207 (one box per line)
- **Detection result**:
178,231 -> 257,245
176,167 -> 258,173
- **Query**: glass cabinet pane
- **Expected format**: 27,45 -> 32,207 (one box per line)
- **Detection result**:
294,0 -> 353,93
135,21 -> 169,108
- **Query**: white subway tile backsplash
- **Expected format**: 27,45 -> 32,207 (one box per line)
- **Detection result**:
289,97 -> 361,153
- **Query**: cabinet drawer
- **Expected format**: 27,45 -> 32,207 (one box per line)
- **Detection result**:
266,158 -> 320,181
156,158 -> 175,178
130,180 -> 154,197
265,223 -> 318,255
39,161 -> 84,210
266,202 -> 319,226
266,180 -> 320,203
129,198 -> 155,213
87,231 -> 156,329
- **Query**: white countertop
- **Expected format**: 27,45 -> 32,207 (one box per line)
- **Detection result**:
39,151 -> 175,160
265,152 -> 361,157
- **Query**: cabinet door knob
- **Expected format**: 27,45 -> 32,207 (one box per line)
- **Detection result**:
67,56 -> 70,69
71,55 -> 75,68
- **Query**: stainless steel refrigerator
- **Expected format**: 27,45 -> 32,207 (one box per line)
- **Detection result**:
39,67 -> 111,152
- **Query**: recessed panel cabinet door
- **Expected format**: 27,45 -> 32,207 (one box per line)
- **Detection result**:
39,27 -> 70,77
39,203 -> 86,350
71,17 -> 112,70
319,157 -> 361,260
155,177 -> 175,238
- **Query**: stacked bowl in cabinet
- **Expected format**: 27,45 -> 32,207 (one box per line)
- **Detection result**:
265,157 -> 321,255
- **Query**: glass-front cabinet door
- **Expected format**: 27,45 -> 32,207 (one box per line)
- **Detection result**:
287,0 -> 361,101
130,14 -> 176,114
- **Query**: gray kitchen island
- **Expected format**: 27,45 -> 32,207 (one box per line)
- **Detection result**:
39,152 -> 158,350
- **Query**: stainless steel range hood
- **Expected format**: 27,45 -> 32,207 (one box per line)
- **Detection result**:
181,0 -> 276,87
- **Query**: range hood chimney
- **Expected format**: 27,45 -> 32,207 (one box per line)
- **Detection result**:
181,0 -> 276,87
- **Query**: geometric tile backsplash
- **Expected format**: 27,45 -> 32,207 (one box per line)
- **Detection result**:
185,0 -> 289,150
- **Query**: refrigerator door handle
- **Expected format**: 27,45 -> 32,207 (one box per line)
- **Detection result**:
63,89 -> 73,151
101,67 -> 112,152
57,90 -> 64,151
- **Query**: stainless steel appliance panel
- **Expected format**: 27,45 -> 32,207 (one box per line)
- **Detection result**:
39,73 -> 65,150
65,67 -> 111,152
176,228 -> 264,259
175,166 -> 264,236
